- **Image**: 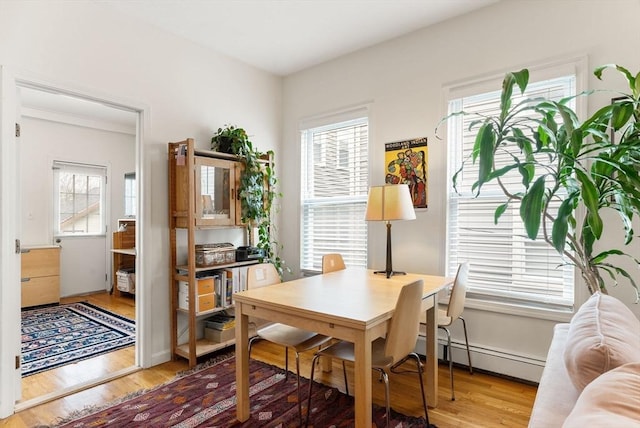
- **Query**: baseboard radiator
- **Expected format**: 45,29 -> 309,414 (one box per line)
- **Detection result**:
415,335 -> 545,384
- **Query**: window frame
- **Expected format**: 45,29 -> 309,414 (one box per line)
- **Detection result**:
53,161 -> 107,238
443,58 -> 588,318
299,106 -> 370,273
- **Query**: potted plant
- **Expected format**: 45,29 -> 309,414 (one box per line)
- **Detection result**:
211,125 -> 286,275
442,65 -> 640,299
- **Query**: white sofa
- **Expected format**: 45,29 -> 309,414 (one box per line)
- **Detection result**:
528,292 -> 640,427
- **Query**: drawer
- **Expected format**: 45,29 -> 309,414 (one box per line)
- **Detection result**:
21,247 -> 60,278
21,275 -> 60,308
197,277 -> 214,295
198,293 -> 216,312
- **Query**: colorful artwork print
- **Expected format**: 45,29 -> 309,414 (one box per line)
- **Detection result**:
385,137 -> 428,208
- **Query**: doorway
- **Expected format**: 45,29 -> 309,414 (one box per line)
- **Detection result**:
14,81 -> 144,410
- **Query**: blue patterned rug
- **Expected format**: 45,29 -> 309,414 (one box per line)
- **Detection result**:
21,302 -> 136,377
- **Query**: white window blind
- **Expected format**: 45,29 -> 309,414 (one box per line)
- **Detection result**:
53,161 -> 107,236
301,116 -> 369,271
447,75 -> 575,309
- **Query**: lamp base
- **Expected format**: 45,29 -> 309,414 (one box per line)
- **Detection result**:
373,270 -> 407,278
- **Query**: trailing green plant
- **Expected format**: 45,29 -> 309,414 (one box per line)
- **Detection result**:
443,65 -> 640,300
211,125 -> 287,275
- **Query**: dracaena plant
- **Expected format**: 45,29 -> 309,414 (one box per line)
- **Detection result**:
447,64 -> 640,300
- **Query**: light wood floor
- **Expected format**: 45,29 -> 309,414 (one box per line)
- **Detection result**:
3,293 -> 538,428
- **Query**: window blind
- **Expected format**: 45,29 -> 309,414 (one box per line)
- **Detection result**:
300,117 -> 369,271
447,75 -> 575,309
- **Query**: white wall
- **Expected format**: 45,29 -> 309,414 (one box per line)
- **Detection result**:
0,0 -> 282,378
281,0 -> 640,381
20,116 -> 135,246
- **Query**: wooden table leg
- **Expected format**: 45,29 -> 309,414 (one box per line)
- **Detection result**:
235,303 -> 250,421
353,331 -> 372,428
425,296 -> 438,407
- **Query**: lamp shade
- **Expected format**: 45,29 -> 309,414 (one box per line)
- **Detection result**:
365,184 -> 416,221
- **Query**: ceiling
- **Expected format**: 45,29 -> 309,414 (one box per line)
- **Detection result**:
21,0 -> 500,125
102,0 -> 500,76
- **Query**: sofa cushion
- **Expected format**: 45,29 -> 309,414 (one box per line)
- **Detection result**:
563,362 -> 640,428
564,292 -> 640,391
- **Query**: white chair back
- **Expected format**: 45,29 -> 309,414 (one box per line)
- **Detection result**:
322,253 -> 346,273
383,280 -> 423,364
447,262 -> 469,321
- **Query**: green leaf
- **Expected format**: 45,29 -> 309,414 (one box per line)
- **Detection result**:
551,196 -> 575,253
575,169 -> 603,238
512,69 -> 530,94
591,249 -> 624,264
494,203 -> 508,224
520,176 -> 546,239
475,122 -> 496,192
611,101 -> 634,131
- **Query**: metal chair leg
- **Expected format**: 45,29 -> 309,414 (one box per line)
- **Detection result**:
440,326 -> 455,400
342,360 -> 349,396
460,316 -> 473,374
410,352 -> 430,426
374,368 -> 390,428
295,351 -> 303,428
306,354 -> 321,428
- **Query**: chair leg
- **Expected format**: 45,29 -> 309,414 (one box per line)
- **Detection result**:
374,368 -> 390,428
441,326 -> 455,400
410,353 -> 430,426
295,351 -> 303,428
284,346 -> 289,380
306,354 -> 321,428
460,316 -> 473,374
342,360 -> 349,396
248,335 -> 260,358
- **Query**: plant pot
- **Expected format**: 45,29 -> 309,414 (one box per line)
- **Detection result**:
212,136 -> 234,154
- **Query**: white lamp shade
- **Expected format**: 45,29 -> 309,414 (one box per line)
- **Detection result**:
365,184 -> 416,221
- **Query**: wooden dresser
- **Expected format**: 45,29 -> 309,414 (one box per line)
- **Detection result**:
21,246 -> 61,308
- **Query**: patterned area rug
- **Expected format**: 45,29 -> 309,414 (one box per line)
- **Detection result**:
49,354 -> 432,427
21,302 -> 136,377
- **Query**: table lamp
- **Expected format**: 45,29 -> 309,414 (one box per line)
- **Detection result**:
365,184 -> 416,278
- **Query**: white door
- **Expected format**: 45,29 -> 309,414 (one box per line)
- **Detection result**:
0,66 -> 22,417
52,162 -> 108,296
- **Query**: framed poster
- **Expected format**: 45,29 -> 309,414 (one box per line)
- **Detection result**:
385,137 -> 428,208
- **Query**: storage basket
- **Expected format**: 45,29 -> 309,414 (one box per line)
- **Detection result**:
195,243 -> 236,267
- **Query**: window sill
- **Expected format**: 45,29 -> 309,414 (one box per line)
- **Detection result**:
462,296 -> 575,322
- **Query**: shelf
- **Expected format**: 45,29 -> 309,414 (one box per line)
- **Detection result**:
176,306 -> 231,317
175,338 -> 235,359
175,259 -> 258,273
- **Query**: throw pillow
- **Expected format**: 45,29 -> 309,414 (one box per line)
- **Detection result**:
563,362 -> 640,428
563,292 -> 640,391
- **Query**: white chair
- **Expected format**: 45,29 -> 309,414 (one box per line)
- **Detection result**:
306,280 -> 429,428
439,262 -> 472,400
246,263 -> 331,426
322,253 -> 346,273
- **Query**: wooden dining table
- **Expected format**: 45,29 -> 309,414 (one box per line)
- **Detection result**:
233,267 -> 453,428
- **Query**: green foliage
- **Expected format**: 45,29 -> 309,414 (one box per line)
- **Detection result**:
211,125 -> 287,276
446,65 -> 640,300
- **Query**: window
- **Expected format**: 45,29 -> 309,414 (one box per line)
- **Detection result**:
53,161 -> 106,236
300,111 -> 369,271
446,69 -> 577,310
124,172 -> 136,217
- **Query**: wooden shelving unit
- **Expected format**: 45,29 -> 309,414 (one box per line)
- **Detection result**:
168,138 -> 261,367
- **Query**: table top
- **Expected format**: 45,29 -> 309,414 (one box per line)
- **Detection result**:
233,268 -> 452,329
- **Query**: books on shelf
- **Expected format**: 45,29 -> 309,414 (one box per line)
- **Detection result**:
205,311 -> 235,330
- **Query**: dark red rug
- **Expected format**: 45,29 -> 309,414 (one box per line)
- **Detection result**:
50,353 -> 431,427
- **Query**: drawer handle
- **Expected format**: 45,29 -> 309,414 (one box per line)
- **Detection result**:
21,277 -> 31,282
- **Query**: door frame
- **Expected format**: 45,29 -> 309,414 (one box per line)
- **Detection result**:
0,66 -> 151,417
